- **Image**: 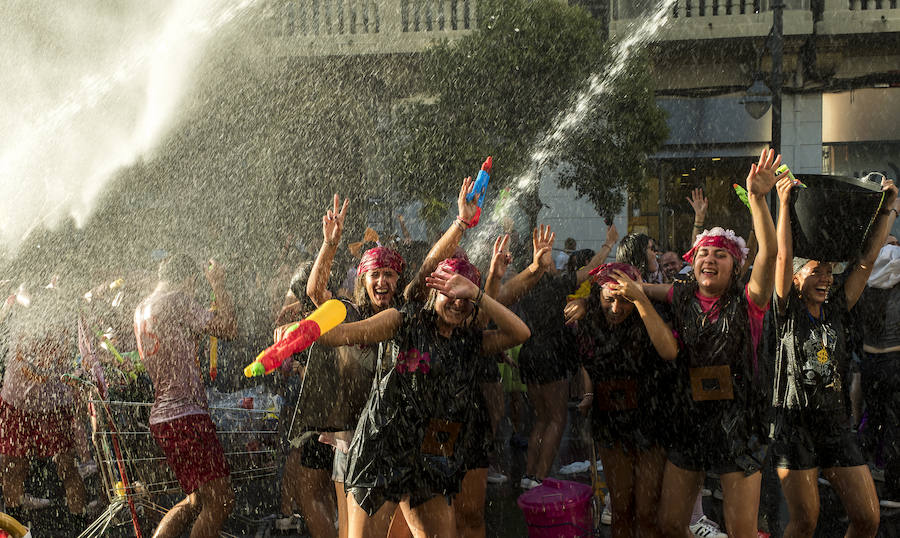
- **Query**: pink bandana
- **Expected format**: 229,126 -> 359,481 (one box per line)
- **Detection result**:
436,256 -> 481,286
357,247 -> 405,277
588,263 -> 642,288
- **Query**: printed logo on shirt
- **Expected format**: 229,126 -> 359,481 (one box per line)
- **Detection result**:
396,348 -> 431,374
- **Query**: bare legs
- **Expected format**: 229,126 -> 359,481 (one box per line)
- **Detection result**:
778,465 -> 879,538
525,379 -> 568,480
599,443 -> 665,538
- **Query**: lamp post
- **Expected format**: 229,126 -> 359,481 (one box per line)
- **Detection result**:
770,0 -> 784,156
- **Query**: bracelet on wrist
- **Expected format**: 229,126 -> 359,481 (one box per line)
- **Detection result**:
455,216 -> 472,231
324,239 -> 338,248
473,288 -> 484,306
583,392 -> 593,397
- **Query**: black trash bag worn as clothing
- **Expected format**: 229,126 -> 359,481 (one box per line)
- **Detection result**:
344,303 -> 484,515
579,283 -> 671,451
517,271 -> 578,385
287,299 -> 380,438
667,280 -> 771,475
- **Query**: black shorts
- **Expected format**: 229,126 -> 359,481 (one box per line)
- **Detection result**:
300,435 -> 334,471
667,400 -> 767,476
772,410 -> 865,470
518,353 -> 572,385
476,355 -> 502,384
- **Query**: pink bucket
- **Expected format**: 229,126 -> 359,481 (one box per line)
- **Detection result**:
517,478 -> 593,537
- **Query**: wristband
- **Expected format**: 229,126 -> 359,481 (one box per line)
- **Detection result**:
324,239 -> 338,247
693,221 -> 705,227
582,392 -> 593,397
473,288 -> 484,306
455,216 -> 472,230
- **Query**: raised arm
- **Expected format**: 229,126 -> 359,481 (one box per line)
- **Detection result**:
611,270 -> 678,360
843,177 -> 899,309
404,177 -> 478,303
687,187 -> 709,241
641,283 -> 673,303
774,176 -> 795,308
746,148 -> 788,308
424,270 -> 530,354
575,222 -> 619,284
493,225 -> 554,305
317,308 -> 403,347
205,259 -> 237,340
307,194 -> 350,306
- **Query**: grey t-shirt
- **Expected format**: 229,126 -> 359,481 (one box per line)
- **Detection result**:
134,289 -> 214,425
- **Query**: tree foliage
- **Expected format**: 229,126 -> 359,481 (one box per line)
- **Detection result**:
390,0 -> 667,226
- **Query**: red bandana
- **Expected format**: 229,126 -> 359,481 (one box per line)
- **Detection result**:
683,235 -> 746,266
588,263 -> 642,287
436,256 -> 481,286
357,247 -> 405,277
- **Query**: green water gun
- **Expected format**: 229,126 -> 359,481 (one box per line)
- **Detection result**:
732,184 -> 751,212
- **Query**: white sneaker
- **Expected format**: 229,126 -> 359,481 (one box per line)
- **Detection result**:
690,515 -> 727,538
713,487 -> 723,500
487,470 -> 509,485
701,487 -> 712,497
601,501 -> 612,525
880,498 -> 900,509
275,514 -> 300,531
870,467 -> 885,482
21,493 -> 51,510
519,476 -> 542,490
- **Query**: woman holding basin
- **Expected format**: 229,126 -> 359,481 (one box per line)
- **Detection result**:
771,172 -> 898,537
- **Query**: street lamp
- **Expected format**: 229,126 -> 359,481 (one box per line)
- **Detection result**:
741,77 -> 773,119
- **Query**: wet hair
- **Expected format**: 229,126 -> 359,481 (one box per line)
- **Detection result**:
289,261 -> 317,313
158,253 -> 200,284
566,249 -> 595,273
616,233 -> 653,279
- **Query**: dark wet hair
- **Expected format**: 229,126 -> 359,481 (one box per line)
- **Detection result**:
289,261 -> 317,314
616,233 -> 653,279
158,253 -> 200,284
566,249 -> 595,273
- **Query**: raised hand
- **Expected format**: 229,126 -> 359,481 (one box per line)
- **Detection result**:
775,176 -> 794,208
747,148 -> 789,197
323,194 -> 349,246
425,269 -> 479,300
605,222 -> 619,247
687,188 -> 708,221
531,224 -> 556,271
610,270 -> 646,304
457,176 -> 479,226
489,234 -> 512,280
564,298 -> 587,324
881,177 -> 899,208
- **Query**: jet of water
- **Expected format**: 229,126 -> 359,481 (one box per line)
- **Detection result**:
0,0 -> 260,250
466,0 -> 677,260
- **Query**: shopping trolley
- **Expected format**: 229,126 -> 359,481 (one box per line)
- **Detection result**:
76,385 -> 280,538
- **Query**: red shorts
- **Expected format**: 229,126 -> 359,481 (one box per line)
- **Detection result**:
0,396 -> 75,458
150,413 -> 230,494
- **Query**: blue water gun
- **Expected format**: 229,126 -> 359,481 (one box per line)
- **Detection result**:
465,156 -> 492,227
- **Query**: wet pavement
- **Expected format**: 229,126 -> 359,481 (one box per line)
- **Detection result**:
7,401 -> 900,536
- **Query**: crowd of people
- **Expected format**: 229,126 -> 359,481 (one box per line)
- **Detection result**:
1,148 -> 900,538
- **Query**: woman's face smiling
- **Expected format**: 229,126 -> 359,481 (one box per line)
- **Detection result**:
364,267 -> 399,310
794,261 -> 834,306
692,246 -> 735,296
434,291 -> 473,328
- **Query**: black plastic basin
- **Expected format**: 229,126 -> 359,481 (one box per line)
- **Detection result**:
789,174 -> 885,262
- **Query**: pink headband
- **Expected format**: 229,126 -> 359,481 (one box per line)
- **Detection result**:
682,227 -> 749,266
436,256 -> 481,286
357,247 -> 405,277
588,263 -> 642,287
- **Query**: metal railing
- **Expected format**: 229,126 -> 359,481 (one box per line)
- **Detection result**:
268,0 -> 476,37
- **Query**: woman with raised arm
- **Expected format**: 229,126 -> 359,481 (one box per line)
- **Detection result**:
649,149 -> 784,538
317,249 -> 530,538
770,175 -> 898,537
303,177 -> 480,538
494,222 -> 617,489
580,263 -> 677,537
